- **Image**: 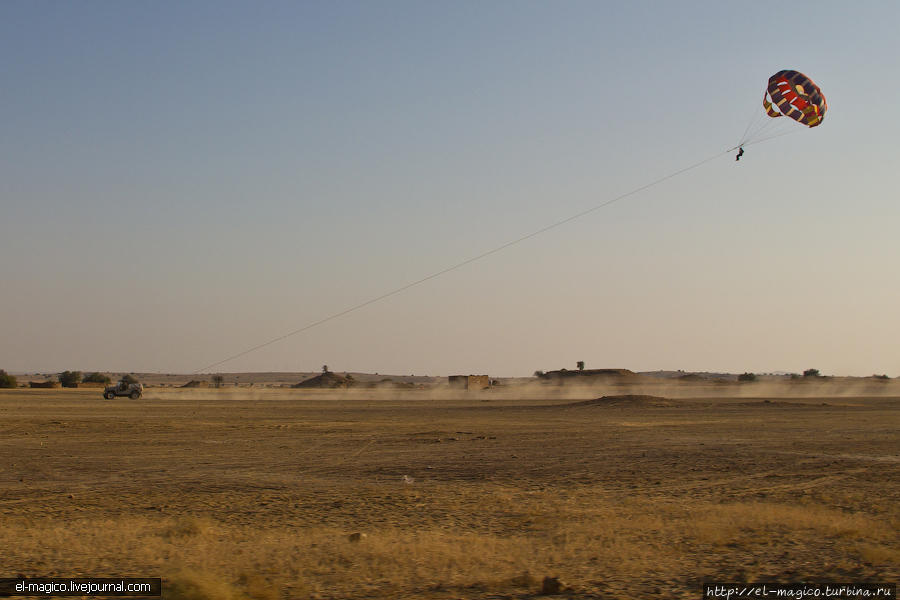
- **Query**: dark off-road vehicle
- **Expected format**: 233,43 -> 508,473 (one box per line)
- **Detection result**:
103,381 -> 143,399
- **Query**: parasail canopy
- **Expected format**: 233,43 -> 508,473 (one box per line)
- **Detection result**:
763,69 -> 827,128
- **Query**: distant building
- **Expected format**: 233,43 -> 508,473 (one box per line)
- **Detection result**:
29,381 -> 59,388
448,375 -> 491,390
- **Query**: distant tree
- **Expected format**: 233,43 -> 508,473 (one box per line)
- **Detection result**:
212,374 -> 224,388
534,370 -> 545,378
738,372 -> 757,382
322,365 -> 329,374
83,372 -> 111,384
121,374 -> 139,385
803,368 -> 820,378
577,361 -> 585,371
873,374 -> 890,380
0,370 -> 17,389
58,371 -> 82,388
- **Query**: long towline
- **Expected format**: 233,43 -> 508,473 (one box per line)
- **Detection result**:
194,146 -> 738,373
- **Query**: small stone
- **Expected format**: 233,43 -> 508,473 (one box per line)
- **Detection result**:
541,576 -> 564,595
347,532 -> 367,543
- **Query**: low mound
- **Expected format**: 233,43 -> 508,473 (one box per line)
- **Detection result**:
540,368 -> 637,381
676,373 -> 704,381
292,372 -> 354,389
360,379 -> 417,389
566,394 -> 676,408
180,380 -> 208,388
733,399 -> 829,408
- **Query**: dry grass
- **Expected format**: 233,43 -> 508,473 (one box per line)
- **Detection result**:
2,495 -> 896,598
0,387 -> 897,599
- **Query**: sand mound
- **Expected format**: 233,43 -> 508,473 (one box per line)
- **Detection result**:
292,372 -> 354,389
180,380 -> 208,388
566,394 -> 676,408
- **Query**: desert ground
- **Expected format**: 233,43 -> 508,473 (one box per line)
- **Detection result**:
0,380 -> 897,599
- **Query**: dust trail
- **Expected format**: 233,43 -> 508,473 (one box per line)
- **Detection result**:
144,377 -> 900,405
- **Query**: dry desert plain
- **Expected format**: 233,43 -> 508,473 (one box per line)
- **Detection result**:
0,379 -> 898,599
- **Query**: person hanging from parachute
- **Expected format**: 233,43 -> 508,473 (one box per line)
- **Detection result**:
736,69 -> 827,161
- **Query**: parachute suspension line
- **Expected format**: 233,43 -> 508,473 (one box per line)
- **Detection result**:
741,126 -> 803,147
736,108 -> 800,151
738,102 -> 768,147
739,106 -> 784,148
194,148 -> 734,374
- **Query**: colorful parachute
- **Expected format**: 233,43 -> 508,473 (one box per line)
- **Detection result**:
763,70 -> 827,128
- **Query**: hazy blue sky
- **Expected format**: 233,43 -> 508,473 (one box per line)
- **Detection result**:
2,1 -> 898,377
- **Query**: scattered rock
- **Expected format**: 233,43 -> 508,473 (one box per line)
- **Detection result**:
509,572 -> 538,588
541,576 -> 565,595
347,532 -> 367,543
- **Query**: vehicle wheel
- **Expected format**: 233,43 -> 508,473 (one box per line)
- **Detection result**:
130,391 -> 141,399
104,391 -> 115,400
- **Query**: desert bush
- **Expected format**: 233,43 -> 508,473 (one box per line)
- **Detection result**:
163,516 -> 216,539
83,372 -> 111,384
166,569 -> 249,600
58,371 -> 82,388
802,368 -> 820,378
737,372 -> 756,382
0,370 -> 17,388
121,374 -> 139,385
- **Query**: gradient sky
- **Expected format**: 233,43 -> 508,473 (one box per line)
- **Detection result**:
2,1 -> 899,377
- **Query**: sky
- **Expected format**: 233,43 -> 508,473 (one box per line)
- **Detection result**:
2,1 -> 899,377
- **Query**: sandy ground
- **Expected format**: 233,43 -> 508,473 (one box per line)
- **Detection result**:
0,385 -> 897,599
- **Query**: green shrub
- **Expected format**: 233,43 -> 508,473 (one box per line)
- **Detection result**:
0,370 -> 17,389
58,371 -> 82,388
83,372 -> 111,384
